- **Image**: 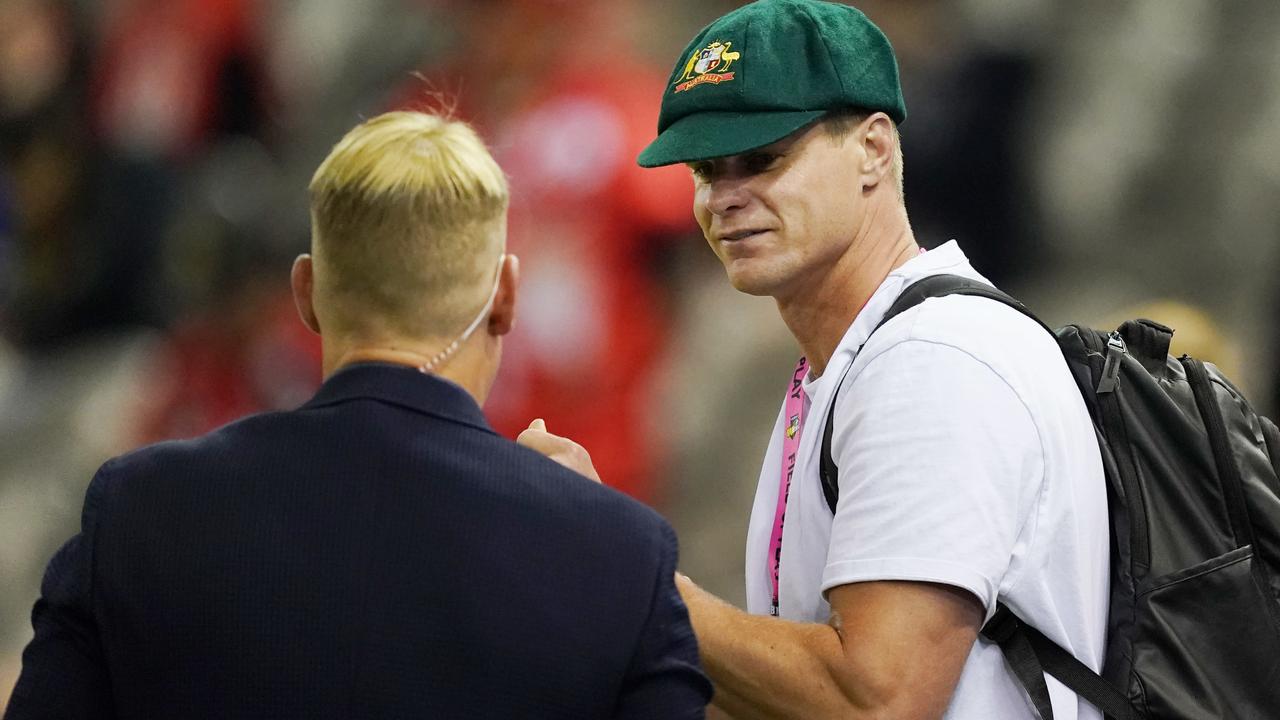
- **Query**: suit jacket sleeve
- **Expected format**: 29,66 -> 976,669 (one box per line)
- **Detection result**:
5,466 -> 114,720
612,521 -> 711,720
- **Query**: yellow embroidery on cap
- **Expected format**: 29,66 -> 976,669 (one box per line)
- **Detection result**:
675,41 -> 741,93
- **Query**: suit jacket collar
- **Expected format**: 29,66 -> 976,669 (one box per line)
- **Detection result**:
301,362 -> 493,433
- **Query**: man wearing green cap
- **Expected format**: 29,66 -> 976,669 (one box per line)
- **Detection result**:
525,1 -> 1109,718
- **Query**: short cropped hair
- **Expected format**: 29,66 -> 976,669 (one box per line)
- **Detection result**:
823,108 -> 904,200
308,111 -> 509,339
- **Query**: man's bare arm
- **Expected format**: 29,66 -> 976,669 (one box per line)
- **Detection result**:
677,575 -> 982,720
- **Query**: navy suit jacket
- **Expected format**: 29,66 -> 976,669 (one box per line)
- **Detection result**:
7,363 -> 710,719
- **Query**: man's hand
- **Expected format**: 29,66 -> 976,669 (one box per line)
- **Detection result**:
517,419 -> 602,483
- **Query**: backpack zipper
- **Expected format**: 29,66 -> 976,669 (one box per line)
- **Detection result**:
1092,329 -> 1151,573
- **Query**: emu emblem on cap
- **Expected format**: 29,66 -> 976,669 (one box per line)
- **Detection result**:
674,40 -> 741,93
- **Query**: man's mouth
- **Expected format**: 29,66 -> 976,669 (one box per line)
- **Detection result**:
718,229 -> 768,242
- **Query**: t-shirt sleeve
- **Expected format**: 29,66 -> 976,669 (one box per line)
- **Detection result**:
820,339 -> 1045,617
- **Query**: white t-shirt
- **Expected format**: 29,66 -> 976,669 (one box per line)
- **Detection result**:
743,241 -> 1109,720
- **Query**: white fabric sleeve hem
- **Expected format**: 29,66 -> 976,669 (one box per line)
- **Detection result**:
821,557 -> 997,619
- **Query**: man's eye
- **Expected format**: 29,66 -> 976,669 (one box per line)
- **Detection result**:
690,164 -> 713,181
745,153 -> 778,173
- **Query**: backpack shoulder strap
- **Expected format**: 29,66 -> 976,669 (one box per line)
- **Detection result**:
982,604 -> 1145,720
818,273 -> 1046,514
878,273 -> 1052,337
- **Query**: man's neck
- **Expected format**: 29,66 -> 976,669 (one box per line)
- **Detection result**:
322,337 -> 494,406
776,224 -> 918,378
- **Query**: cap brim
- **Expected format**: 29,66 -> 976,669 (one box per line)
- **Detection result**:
637,109 -> 827,168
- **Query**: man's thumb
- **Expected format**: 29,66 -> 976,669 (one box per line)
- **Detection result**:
528,418 -> 547,432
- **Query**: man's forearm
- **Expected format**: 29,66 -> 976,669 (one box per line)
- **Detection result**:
675,574 -> 858,720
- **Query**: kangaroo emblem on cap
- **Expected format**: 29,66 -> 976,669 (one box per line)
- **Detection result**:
675,40 -> 741,93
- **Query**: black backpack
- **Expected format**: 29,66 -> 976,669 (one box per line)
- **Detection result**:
818,274 -> 1280,720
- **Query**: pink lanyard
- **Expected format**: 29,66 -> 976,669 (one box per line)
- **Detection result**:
768,356 -> 809,616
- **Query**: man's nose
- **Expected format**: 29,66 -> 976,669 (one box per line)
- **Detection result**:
703,177 -> 750,217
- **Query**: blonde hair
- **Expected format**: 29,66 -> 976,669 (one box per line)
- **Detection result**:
823,108 -> 904,200
308,111 -> 509,339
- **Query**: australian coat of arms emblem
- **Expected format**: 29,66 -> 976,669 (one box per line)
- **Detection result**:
674,41 -> 741,93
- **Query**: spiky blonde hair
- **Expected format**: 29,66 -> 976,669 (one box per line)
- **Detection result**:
309,111 -> 509,339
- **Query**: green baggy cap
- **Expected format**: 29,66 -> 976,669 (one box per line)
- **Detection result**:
638,0 -> 906,168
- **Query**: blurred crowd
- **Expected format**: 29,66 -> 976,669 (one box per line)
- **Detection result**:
3,0 -> 1280,706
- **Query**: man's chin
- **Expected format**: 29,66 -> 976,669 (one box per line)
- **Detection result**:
724,268 -> 781,297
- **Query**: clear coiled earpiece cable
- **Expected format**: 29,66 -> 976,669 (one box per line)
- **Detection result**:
418,254 -> 505,374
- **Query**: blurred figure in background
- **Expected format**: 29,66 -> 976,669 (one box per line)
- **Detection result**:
397,0 -> 699,503
4,0 -> 275,345
861,0 -> 1042,290
134,262 -> 321,443
0,0 -> 92,344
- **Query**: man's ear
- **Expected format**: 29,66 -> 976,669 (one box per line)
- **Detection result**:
859,112 -> 896,192
488,254 -> 519,337
291,254 -> 321,334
